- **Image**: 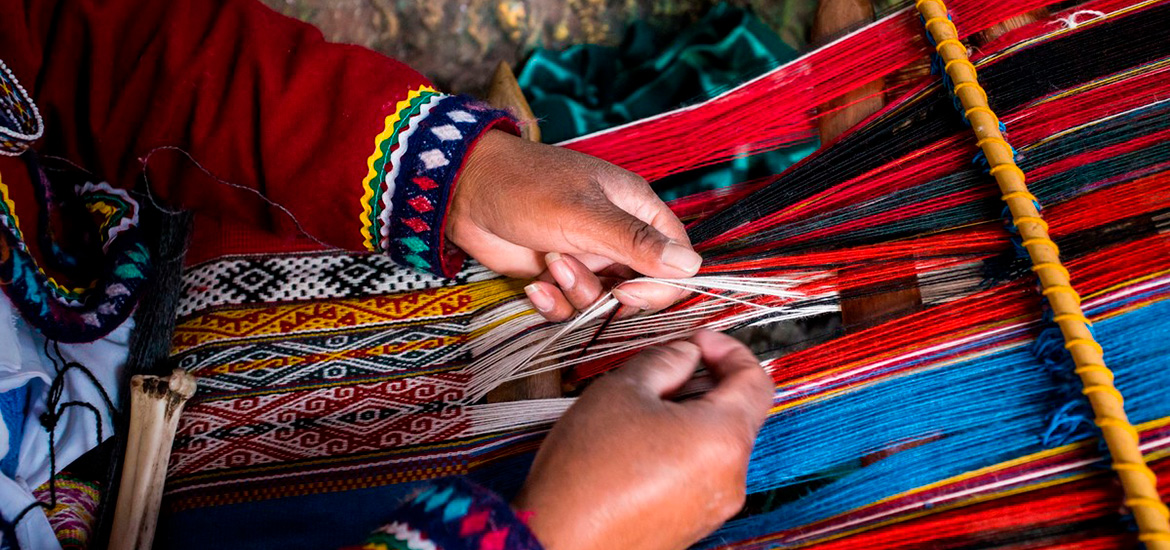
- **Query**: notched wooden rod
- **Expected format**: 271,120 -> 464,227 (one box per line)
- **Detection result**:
915,1 -> 1170,546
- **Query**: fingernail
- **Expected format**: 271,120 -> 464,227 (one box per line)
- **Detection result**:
661,241 -> 702,276
546,252 -> 575,289
525,283 -> 554,312
612,288 -> 650,311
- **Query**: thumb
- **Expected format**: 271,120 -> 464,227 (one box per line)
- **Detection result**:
579,204 -> 702,279
611,341 -> 703,398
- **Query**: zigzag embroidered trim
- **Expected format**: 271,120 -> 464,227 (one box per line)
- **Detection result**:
0,177 -> 140,304
361,86 -> 442,252
381,96 -> 516,275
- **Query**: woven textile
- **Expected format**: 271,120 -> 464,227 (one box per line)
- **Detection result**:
165,259 -> 526,521
31,476 -> 102,550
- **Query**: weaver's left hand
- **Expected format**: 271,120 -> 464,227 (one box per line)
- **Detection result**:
513,330 -> 773,550
450,130 -> 700,320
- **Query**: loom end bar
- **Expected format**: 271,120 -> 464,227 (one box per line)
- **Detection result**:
915,0 -> 1170,545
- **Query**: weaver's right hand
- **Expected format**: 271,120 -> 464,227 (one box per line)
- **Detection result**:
513,330 -> 773,550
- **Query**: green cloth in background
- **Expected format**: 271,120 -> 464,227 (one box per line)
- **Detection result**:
518,3 -> 818,199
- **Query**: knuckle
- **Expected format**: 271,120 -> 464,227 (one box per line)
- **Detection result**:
627,220 -> 664,255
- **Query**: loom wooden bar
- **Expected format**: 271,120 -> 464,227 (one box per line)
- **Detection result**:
916,0 -> 1170,545
813,0 -> 925,332
484,60 -> 562,403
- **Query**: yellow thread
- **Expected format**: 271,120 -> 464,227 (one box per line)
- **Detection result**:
1075,364 -> 1112,379
1000,190 -> 1037,202
914,0 -> 946,10
934,38 -> 965,55
952,81 -> 987,103
1041,285 -> 1079,304
976,135 -> 1011,150
1141,533 -> 1170,543
1126,498 -> 1170,519
964,106 -> 999,124
1082,384 -> 1125,405
1032,262 -> 1070,279
924,17 -> 958,36
990,164 -> 1027,181
1013,216 -> 1049,232
1113,463 -> 1159,485
1064,338 -> 1104,355
1022,238 -> 1061,256
944,58 -> 978,79
1097,417 -> 1141,441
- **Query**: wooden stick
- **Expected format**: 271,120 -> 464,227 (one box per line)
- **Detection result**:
812,0 -> 925,331
916,1 -> 1170,546
488,60 -> 541,143
108,368 -> 197,550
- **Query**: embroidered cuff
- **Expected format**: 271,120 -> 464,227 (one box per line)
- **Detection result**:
350,478 -> 543,550
360,91 -> 517,277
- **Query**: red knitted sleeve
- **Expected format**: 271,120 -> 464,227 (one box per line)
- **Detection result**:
0,0 -> 515,275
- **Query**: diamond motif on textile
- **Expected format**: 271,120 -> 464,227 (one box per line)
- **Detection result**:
408,196 -> 434,213
322,257 -> 381,291
430,124 -> 462,141
412,176 -> 438,190
448,110 -> 476,124
403,217 -> 430,233
419,149 -> 450,170
216,262 -> 288,302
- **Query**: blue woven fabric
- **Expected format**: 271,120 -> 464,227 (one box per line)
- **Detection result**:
0,385 -> 27,478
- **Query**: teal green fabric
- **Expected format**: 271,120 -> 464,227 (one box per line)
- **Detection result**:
518,3 -> 818,199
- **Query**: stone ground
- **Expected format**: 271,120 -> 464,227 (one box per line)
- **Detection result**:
261,0 -> 816,94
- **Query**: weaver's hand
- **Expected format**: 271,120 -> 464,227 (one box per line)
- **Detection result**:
513,330 -> 773,550
450,130 -> 699,320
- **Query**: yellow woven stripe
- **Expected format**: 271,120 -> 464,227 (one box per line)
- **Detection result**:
172,278 -> 522,353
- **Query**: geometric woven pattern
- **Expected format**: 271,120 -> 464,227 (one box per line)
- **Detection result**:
169,370 -> 471,477
178,251 -> 495,318
167,259 -> 528,512
171,279 -> 517,354
175,323 -> 470,395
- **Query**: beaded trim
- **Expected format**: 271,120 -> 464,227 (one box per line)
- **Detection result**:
0,59 -> 43,156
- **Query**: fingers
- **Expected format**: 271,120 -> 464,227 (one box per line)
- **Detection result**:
545,253 -> 605,311
454,229 -> 544,277
534,253 -> 688,320
611,340 -> 703,398
690,330 -> 773,428
612,280 -> 690,313
581,203 -> 703,280
570,167 -> 701,279
599,167 -> 691,246
524,280 -> 577,322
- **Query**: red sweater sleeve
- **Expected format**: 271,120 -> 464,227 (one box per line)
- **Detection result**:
0,0 -> 516,276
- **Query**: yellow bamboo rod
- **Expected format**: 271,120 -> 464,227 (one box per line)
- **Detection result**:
913,1 -> 1170,546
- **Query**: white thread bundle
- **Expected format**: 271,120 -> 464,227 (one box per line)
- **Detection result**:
463,274 -> 835,402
